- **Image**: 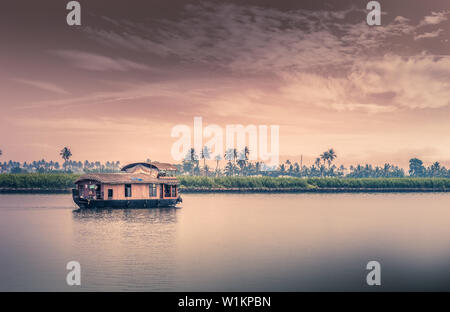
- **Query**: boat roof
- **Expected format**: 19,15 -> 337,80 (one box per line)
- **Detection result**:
121,162 -> 177,172
74,173 -> 179,185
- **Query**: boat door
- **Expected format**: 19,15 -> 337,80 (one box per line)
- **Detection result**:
160,184 -> 164,199
95,184 -> 102,199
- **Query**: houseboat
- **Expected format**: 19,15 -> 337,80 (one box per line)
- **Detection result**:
72,162 -> 182,209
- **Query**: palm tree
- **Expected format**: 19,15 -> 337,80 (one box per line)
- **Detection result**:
200,146 -> 211,175
326,148 -> 337,168
320,151 -> 329,166
294,162 -> 300,174
224,148 -> 238,164
255,162 -> 261,174
314,157 -> 321,168
182,158 -> 193,174
224,148 -> 239,176
224,161 -> 236,176
338,164 -> 346,176
189,148 -> 197,162
235,146 -> 250,176
409,158 -> 425,177
59,147 -> 72,171
430,161 -> 442,177
214,154 -> 222,171
186,148 -> 199,175
243,146 -> 250,161
193,162 -> 201,176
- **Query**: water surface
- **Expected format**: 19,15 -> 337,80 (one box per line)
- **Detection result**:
0,193 -> 450,291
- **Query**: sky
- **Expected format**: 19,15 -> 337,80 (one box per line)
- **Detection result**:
0,0 -> 449,168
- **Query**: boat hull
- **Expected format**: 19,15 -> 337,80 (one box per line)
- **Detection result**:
72,189 -> 181,209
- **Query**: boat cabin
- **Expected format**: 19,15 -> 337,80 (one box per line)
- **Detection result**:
74,162 -> 179,201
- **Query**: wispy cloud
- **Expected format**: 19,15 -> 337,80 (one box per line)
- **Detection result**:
281,54 -> 450,112
50,50 -> 152,71
85,4 -> 448,73
15,4 -> 450,114
11,78 -> 69,95
418,11 -> 449,27
414,28 -> 444,40
77,4 -> 450,113
86,4 -> 361,72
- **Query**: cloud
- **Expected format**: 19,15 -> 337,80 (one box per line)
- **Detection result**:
281,54 -> 450,112
19,52 -> 450,116
350,54 -> 450,110
419,11 -> 449,27
11,78 -> 69,95
85,4 -> 365,73
51,50 -> 152,71
22,3 -> 450,114
414,28 -> 444,40
85,4 -> 446,75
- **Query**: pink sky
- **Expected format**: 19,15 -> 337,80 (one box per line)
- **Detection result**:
1,0 -> 449,168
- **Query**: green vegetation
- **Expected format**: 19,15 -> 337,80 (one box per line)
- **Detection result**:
59,147 -> 72,172
0,173 -> 80,190
1,146 -> 449,179
0,174 -> 449,192
178,176 -> 310,189
304,177 -> 450,189
179,146 -> 450,178
178,176 -> 450,190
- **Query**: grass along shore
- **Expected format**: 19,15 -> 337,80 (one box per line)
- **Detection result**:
178,176 -> 450,192
0,173 -> 81,192
0,174 -> 449,193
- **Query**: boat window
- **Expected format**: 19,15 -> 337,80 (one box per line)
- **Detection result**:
171,185 -> 177,197
125,184 -> 132,197
149,184 -> 157,197
164,185 -> 171,197
108,189 -> 113,199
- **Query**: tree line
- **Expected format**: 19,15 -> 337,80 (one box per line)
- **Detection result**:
180,146 -> 450,178
0,146 -> 449,178
0,147 -> 120,173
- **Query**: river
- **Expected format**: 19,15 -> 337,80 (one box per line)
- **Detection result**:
0,193 -> 450,291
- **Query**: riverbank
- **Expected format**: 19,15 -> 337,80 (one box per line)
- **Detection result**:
178,176 -> 450,190
180,187 -> 450,193
1,187 -> 449,194
0,174 -> 449,193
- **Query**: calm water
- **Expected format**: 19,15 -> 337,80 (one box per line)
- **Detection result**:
0,193 -> 450,291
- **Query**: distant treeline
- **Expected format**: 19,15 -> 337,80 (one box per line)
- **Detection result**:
1,157 -> 449,178
179,146 -> 449,178
1,174 -> 449,192
0,160 -> 121,174
0,146 -> 449,178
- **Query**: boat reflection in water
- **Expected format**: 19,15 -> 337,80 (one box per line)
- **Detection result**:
72,206 -> 179,224
71,206 -> 180,291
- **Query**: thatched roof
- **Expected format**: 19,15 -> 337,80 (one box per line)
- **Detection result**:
74,173 -> 179,185
121,162 -> 177,172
